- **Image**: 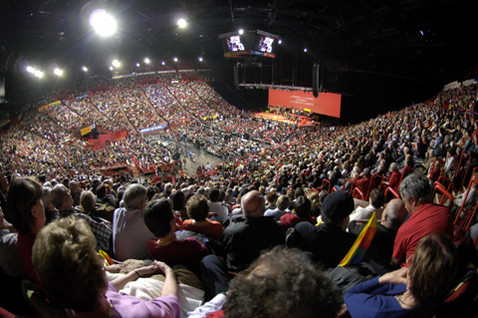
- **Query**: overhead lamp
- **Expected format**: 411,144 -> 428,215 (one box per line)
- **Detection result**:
109,66 -> 114,71
303,48 -> 308,52
112,59 -> 120,68
136,63 -> 140,67
81,66 -> 88,72
278,39 -> 282,44
90,9 -> 117,37
238,29 -> 244,35
198,57 -> 203,62
54,68 -> 63,76
177,18 -> 187,28
161,61 -> 166,65
173,57 -> 178,62
144,57 -> 150,64
26,66 -> 35,73
34,70 -> 44,78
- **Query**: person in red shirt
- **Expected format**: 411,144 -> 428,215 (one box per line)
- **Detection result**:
392,173 -> 453,267
183,194 -> 224,241
144,198 -> 209,273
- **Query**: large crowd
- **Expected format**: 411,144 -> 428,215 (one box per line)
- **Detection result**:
0,71 -> 478,317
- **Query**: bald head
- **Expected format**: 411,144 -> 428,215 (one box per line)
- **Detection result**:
381,198 -> 407,229
241,190 -> 266,218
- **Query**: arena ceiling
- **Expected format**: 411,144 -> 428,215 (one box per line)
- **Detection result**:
0,0 -> 477,120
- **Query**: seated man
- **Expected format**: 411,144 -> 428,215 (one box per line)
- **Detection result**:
392,173 -> 453,266
287,191 -> 357,268
144,198 -> 209,273
264,195 -> 290,221
348,198 -> 407,268
200,190 -> 284,300
112,184 -> 155,261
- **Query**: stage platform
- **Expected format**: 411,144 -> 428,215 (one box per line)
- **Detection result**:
254,112 -> 313,126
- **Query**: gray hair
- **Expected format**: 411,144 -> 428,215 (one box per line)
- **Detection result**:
123,184 -> 147,210
399,173 -> 432,203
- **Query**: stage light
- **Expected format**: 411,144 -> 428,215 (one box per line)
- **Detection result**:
161,61 -> 166,65
144,57 -> 150,64
112,59 -> 120,68
278,39 -> 282,44
34,70 -> 44,78
177,18 -> 187,28
109,66 -> 114,71
136,63 -> 140,67
238,29 -> 244,35
26,66 -> 35,73
303,48 -> 308,52
81,66 -> 88,72
198,57 -> 203,62
420,30 -> 424,36
54,68 -> 63,76
90,9 -> 117,37
173,57 -> 178,62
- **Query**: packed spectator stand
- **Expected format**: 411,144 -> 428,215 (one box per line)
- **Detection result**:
1,69 -> 478,317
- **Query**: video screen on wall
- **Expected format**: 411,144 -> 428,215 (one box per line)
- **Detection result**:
268,89 -> 342,118
255,35 -> 275,53
225,35 -> 246,52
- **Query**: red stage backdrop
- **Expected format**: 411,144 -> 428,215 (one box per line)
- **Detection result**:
268,89 -> 342,118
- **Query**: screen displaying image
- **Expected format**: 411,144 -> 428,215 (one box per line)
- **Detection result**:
257,36 -> 274,53
226,35 -> 245,52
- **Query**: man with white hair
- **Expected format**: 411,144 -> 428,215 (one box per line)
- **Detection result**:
112,184 -> 154,260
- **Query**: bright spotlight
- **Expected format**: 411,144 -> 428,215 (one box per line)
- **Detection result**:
144,57 -> 150,64
81,66 -> 88,72
177,18 -> 187,28
303,47 -> 308,52
112,59 -> 120,68
161,61 -> 166,66
109,66 -> 114,71
136,63 -> 140,67
90,9 -> 117,37
173,57 -> 178,62
198,57 -> 203,62
278,39 -> 282,44
238,29 -> 244,35
26,66 -> 35,73
54,68 -> 63,76
34,70 -> 44,78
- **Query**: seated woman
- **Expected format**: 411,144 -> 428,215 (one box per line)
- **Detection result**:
182,194 -> 224,241
144,198 -> 209,272
6,177 -> 45,284
345,232 -> 458,317
32,216 -> 180,318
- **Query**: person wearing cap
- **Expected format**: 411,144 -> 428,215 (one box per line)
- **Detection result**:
287,191 -> 357,268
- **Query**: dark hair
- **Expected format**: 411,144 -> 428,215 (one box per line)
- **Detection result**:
6,177 -> 43,234
186,194 -> 209,221
224,246 -> 342,318
409,232 -> 458,306
294,196 -> 311,218
143,199 -> 174,238
209,188 -> 220,202
368,189 -> 384,208
266,192 -> 278,206
170,190 -> 186,210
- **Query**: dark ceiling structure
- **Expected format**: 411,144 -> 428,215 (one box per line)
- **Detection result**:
0,0 -> 477,122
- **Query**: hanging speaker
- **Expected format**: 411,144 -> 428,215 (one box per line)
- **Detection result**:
233,63 -> 239,90
312,63 -> 319,97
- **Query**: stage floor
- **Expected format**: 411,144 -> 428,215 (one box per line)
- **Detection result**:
254,112 -> 313,126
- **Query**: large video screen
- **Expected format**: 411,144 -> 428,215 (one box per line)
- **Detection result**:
225,35 -> 246,52
268,89 -> 342,118
256,35 -> 275,53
